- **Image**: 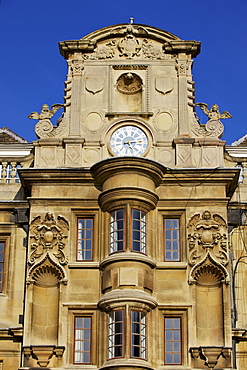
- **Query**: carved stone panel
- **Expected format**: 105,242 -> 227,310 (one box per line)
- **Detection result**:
65,143 -> 82,166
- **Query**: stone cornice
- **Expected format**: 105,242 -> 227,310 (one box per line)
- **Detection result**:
164,40 -> 201,57
163,167 -> 240,198
18,167 -> 93,192
59,40 -> 96,59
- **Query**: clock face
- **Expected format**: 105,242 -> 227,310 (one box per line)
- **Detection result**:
110,125 -> 148,157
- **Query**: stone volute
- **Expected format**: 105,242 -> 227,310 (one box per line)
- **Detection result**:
90,156 -> 166,212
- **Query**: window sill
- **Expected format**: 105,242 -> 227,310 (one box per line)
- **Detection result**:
158,366 -> 190,370
156,262 -> 187,269
68,262 -> 100,269
100,358 -> 153,370
65,366 -> 98,369
100,252 -> 156,269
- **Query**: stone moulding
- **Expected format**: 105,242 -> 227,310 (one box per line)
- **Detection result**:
98,288 -> 157,313
90,156 -> 166,188
23,345 -> 65,368
100,252 -> 156,270
100,357 -> 154,370
98,186 -> 159,212
190,346 -> 231,369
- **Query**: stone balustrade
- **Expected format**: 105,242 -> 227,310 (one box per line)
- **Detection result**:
0,161 -> 22,183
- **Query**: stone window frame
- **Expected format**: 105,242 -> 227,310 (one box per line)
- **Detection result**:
158,307 -> 188,367
67,307 -> 97,366
0,242 -> 5,293
0,234 -> 10,295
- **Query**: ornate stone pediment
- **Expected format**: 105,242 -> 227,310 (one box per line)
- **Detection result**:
27,212 -> 69,285
60,23 -> 197,61
187,211 -> 229,284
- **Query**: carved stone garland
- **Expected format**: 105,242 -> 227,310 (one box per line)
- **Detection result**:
27,212 -> 69,285
187,211 -> 229,285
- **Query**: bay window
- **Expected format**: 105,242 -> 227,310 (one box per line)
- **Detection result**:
109,208 -> 146,254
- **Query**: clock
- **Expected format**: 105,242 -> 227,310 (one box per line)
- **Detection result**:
110,125 -> 148,157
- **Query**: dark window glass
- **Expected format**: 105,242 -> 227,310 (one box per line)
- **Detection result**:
132,210 -> 146,253
131,310 -> 146,359
77,218 -> 93,261
74,317 -> 91,364
164,219 -> 180,261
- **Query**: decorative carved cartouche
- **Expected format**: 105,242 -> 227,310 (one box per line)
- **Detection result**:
27,212 -> 69,284
187,211 -> 229,284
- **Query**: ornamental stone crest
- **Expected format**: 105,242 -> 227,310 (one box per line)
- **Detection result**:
85,75 -> 105,94
118,34 -> 141,59
187,211 -> 229,284
192,103 -> 232,138
27,212 -> 69,285
28,103 -> 67,139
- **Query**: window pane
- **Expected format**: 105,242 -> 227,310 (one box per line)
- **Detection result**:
108,310 -> 124,359
74,317 -> 91,364
110,210 -> 125,253
132,210 -> 146,254
131,311 -> 146,359
164,219 -> 180,261
164,317 -> 181,365
77,218 -> 93,261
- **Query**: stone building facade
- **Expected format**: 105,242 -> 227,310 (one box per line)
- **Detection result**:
0,23 -> 246,369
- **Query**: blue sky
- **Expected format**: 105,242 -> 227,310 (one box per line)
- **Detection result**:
0,0 -> 246,144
